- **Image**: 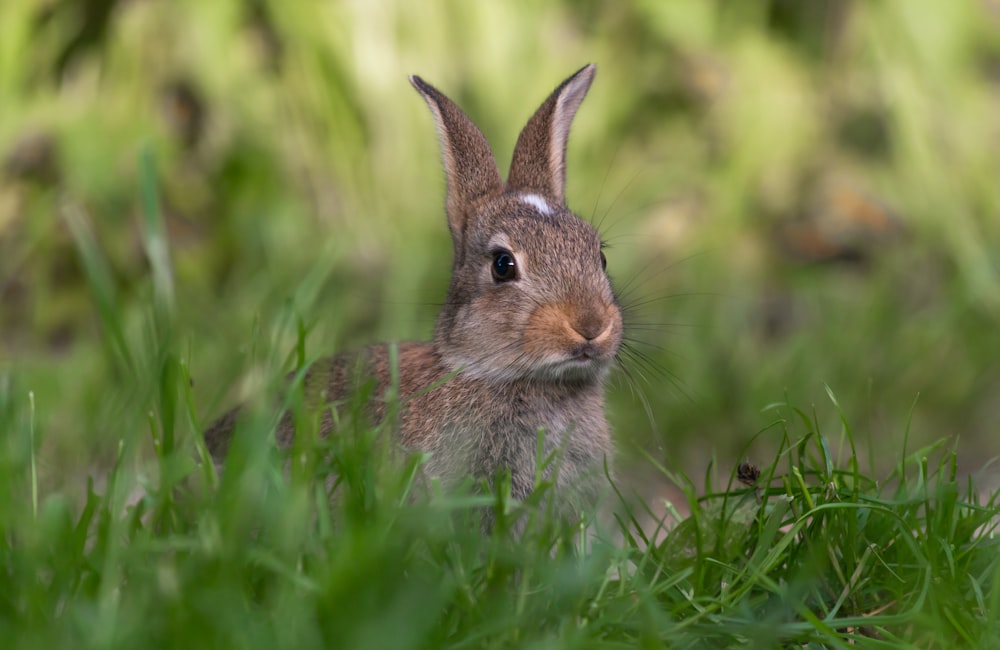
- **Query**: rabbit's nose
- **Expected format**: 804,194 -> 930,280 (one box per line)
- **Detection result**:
574,312 -> 605,341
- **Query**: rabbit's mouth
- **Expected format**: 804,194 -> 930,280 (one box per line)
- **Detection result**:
532,349 -> 615,384
570,340 -> 603,362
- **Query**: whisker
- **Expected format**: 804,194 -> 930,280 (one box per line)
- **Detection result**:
595,168 -> 645,235
621,291 -> 725,311
589,143 -> 622,228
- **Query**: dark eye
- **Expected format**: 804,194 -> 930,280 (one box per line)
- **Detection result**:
600,251 -> 607,271
491,250 -> 518,282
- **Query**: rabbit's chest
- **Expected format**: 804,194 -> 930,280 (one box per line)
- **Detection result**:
433,398 -> 608,501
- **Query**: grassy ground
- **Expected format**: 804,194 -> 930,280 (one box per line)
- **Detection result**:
2,0 -> 1000,646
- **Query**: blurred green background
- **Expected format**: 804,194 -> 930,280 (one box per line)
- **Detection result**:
1,0 -> 999,493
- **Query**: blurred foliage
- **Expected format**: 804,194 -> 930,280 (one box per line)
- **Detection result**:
1,0 -> 999,487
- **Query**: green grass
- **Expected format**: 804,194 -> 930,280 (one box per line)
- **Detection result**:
2,0 -> 1000,647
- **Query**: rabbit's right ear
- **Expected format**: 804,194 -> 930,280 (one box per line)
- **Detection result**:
410,76 -> 503,250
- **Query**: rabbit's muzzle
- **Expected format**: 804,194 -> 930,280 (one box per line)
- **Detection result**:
524,301 -> 622,381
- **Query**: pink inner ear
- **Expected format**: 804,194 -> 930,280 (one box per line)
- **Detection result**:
547,66 -> 595,194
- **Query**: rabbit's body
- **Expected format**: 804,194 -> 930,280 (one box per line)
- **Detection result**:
206,64 -> 621,520
279,340 -> 611,512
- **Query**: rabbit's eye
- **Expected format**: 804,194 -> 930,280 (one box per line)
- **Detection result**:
600,251 -> 607,271
491,250 -> 518,282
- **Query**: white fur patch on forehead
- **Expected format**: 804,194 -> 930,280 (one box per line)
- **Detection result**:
519,193 -> 553,216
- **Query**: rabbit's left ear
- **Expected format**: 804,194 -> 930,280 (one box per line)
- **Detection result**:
506,64 -> 596,205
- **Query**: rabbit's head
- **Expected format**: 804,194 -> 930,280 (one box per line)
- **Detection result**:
411,65 -> 622,385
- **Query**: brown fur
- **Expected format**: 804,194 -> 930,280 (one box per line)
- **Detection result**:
205,64 -> 622,521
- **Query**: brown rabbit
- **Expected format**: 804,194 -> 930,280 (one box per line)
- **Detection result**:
205,64 -> 623,521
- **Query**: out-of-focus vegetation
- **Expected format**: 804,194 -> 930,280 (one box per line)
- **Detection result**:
2,2 -> 1000,647
1,0 -> 999,488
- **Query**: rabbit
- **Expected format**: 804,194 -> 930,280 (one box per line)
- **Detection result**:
205,64 -> 623,524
